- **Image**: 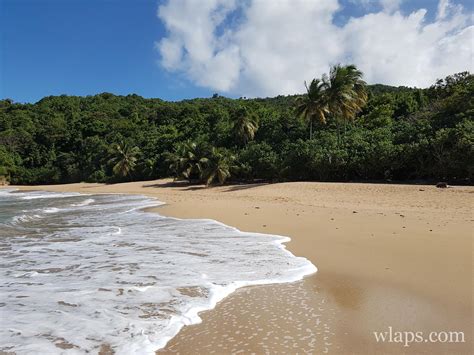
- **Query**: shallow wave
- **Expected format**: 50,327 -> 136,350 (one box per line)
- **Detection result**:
9,207 -> 62,225
0,190 -> 317,354
11,213 -> 43,224
0,188 -> 18,195
71,198 -> 95,207
43,207 -> 61,213
20,192 -> 82,200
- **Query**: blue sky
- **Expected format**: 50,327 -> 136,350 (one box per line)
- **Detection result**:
1,0 -> 472,103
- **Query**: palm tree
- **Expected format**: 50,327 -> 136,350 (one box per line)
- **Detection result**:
108,142 -> 140,178
232,106 -> 259,145
165,141 -> 207,181
323,64 -> 368,137
295,78 -> 329,139
201,147 -> 236,186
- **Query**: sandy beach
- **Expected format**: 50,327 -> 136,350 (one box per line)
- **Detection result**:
10,180 -> 473,354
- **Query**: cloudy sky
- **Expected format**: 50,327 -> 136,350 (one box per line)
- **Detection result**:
2,0 -> 473,102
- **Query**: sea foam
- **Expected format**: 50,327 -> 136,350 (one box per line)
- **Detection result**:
0,190 -> 317,354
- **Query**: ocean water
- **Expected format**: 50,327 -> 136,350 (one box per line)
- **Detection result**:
0,189 -> 317,354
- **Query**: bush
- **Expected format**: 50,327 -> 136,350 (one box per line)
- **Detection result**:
238,142 -> 279,180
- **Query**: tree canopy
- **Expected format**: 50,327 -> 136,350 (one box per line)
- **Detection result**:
0,68 -> 472,185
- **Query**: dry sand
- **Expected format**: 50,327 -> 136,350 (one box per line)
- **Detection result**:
11,180 -> 473,354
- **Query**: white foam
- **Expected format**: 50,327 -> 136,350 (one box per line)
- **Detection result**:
43,207 -> 61,213
19,192 -> 83,200
0,191 -> 317,354
14,271 -> 39,278
71,198 -> 95,207
11,214 -> 43,224
0,188 -> 18,195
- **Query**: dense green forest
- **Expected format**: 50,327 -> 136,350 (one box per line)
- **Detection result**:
0,67 -> 472,185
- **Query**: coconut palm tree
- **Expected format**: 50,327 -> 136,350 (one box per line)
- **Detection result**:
165,141 -> 208,181
295,78 -> 329,139
232,106 -> 259,145
323,64 -> 368,136
108,142 -> 140,178
201,147 -> 236,186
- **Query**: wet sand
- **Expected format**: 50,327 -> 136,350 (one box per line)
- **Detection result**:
10,180 -> 473,354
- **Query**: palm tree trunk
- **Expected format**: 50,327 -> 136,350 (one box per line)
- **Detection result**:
310,119 -> 313,140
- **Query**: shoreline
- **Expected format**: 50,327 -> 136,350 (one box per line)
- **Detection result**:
5,179 -> 473,354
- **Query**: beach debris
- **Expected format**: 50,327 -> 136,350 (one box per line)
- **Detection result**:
436,182 -> 448,188
352,210 -> 358,214
419,188 -> 425,191
262,224 -> 267,227
399,214 -> 405,218
255,206 -> 260,209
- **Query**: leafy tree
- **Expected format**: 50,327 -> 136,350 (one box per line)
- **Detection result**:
165,140 -> 208,182
201,147 -> 236,186
323,64 -> 368,139
239,142 -> 279,180
108,142 -> 140,179
295,79 -> 329,139
231,106 -> 259,145
0,71 -> 471,185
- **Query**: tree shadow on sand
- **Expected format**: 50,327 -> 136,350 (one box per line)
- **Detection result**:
142,180 -> 269,192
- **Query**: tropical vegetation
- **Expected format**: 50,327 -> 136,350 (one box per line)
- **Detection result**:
0,66 -> 472,186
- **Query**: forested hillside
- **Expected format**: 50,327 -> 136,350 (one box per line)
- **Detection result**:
0,71 -> 472,185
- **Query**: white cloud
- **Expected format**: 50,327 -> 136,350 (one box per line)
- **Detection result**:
156,0 -> 240,91
231,0 -> 342,96
156,0 -> 474,96
380,0 -> 403,13
437,0 -> 450,19
343,6 -> 472,87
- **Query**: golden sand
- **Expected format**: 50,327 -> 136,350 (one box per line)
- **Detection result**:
12,180 -> 473,354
